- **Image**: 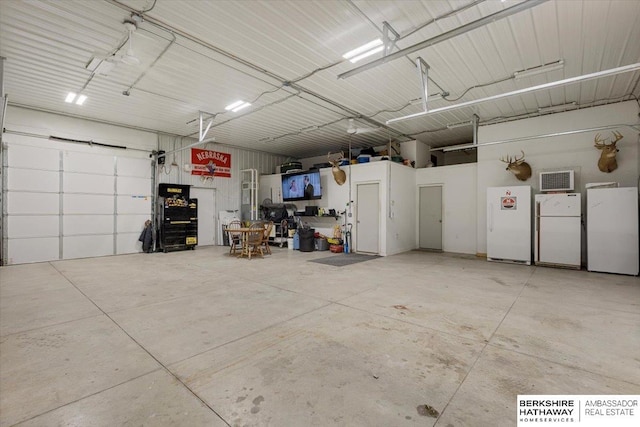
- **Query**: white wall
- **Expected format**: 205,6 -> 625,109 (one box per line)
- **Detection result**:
387,162 -> 416,255
401,140 -> 432,168
415,164 -> 477,255
476,101 -> 640,259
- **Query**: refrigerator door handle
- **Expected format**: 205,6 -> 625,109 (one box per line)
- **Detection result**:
489,204 -> 493,232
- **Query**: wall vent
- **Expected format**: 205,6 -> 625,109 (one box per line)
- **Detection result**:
540,170 -> 575,192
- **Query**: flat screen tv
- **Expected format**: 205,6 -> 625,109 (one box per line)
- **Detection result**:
282,170 -> 321,201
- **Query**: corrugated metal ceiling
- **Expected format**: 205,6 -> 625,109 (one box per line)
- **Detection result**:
1,0 -> 639,158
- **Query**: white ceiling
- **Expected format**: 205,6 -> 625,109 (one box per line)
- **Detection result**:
1,0 -> 639,158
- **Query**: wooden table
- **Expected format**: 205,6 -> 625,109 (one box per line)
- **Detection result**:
223,227 -> 262,258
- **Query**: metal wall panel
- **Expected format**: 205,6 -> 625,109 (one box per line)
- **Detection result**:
63,215 -> 114,236
63,172 -> 115,195
7,238 -> 59,265
63,235 -> 113,259
7,216 -> 59,239
62,194 -> 113,215
6,192 -> 59,215
7,168 -> 59,193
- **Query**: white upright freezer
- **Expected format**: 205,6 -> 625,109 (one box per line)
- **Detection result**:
587,187 -> 639,275
487,186 -> 531,265
534,193 -> 581,268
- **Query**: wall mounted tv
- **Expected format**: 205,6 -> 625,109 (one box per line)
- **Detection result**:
282,170 -> 322,201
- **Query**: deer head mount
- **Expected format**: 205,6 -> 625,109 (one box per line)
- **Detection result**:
328,151 -> 347,186
594,131 -> 622,173
500,150 -> 532,181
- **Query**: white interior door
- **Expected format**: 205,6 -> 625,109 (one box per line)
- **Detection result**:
419,185 -> 442,250
356,183 -> 379,254
191,187 -> 216,246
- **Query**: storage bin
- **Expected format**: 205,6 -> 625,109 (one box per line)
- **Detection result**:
330,244 -> 344,253
315,238 -> 329,251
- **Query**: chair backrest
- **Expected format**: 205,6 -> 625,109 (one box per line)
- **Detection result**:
247,222 -> 264,245
263,221 -> 274,240
228,220 -> 242,238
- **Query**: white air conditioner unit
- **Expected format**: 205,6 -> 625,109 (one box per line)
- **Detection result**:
540,170 -> 575,192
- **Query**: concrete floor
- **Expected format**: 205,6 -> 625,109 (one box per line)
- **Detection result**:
1,247 -> 638,426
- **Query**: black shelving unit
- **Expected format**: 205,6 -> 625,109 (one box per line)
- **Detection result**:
157,196 -> 198,252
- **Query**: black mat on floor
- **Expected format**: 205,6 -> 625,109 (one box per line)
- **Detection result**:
308,253 -> 380,267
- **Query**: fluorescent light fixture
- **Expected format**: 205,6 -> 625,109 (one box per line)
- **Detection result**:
65,92 -> 77,103
343,39 -> 383,61
231,102 -> 251,112
446,121 -> 472,129
225,100 -> 245,110
349,45 -> 384,63
387,62 -> 640,124
514,60 -> 564,80
538,101 -> 576,113
75,94 -> 87,105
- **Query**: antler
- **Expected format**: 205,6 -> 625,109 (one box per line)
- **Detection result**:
327,151 -> 344,164
514,150 -> 526,164
611,131 -> 623,144
499,155 -> 513,164
594,133 -> 606,148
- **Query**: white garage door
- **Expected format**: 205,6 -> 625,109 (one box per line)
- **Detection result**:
4,141 -> 152,264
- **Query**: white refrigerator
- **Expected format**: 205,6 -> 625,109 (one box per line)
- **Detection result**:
587,187 -> 639,275
487,186 -> 531,265
534,193 -> 581,268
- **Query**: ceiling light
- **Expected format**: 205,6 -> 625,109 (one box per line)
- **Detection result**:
514,60 -> 564,80
75,95 -> 87,105
65,92 -> 77,103
446,121 -> 472,129
231,102 -> 251,112
387,62 -> 640,124
343,39 -> 383,63
537,102 -> 577,113
225,100 -> 246,111
349,45 -> 384,63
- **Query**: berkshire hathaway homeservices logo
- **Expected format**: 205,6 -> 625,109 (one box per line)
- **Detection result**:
517,395 -> 638,426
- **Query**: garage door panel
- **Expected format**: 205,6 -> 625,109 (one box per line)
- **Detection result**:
117,233 -> 144,254
7,169 -> 59,192
7,192 -> 59,215
63,235 -> 113,259
7,216 -> 59,238
64,173 -> 114,194
117,157 -> 153,177
63,194 -> 113,214
117,195 -> 151,214
64,151 -> 114,175
117,214 -> 151,233
117,176 -> 151,196
63,215 -> 114,236
7,145 -> 60,170
8,238 -> 59,264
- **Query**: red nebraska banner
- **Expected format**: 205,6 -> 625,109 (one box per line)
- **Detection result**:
190,148 -> 231,178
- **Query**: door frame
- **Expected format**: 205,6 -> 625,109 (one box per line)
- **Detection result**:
417,184 -> 444,251
355,181 -> 381,255
190,186 -> 217,246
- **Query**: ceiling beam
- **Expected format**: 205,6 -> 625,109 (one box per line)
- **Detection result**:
337,0 -> 548,80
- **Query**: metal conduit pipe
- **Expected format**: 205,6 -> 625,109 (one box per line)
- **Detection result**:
123,31 -> 177,96
105,0 -> 412,141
